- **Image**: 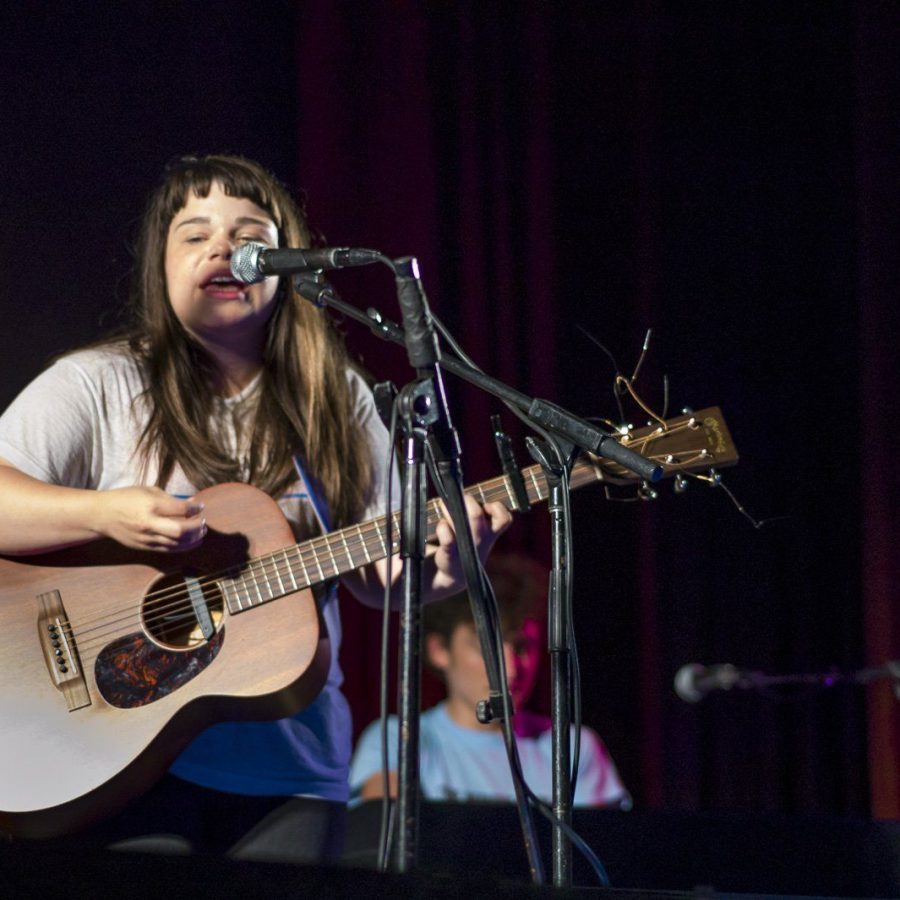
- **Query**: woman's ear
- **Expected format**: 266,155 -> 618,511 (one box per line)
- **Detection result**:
425,633 -> 450,672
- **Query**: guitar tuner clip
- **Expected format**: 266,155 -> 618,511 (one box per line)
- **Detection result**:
492,415 -> 530,513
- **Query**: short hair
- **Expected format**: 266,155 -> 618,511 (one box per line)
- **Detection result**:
423,552 -> 548,646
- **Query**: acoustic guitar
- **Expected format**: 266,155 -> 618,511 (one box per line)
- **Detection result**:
0,407 -> 737,838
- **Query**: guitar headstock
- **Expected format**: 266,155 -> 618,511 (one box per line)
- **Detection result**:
585,407 -> 738,486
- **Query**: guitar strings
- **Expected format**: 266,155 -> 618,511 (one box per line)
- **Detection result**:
69,440 -> 666,652
69,423 -> 697,655
68,476 -> 505,640
70,436 -> 685,653
69,511 -> 411,652
70,455 -> 581,654
68,476 -> 523,654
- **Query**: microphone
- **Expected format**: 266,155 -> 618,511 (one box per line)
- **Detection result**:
230,242 -> 382,284
674,663 -> 749,703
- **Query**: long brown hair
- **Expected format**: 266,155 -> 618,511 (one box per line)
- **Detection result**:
119,154 -> 371,528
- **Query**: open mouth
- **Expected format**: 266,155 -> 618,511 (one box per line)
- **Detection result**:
201,275 -> 247,296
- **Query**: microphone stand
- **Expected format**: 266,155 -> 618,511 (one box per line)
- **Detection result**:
715,662 -> 900,697
295,271 -> 661,883
392,376 -> 429,873
389,257 -> 545,878
527,436 -> 578,886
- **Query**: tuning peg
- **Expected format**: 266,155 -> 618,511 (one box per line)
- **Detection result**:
694,467 -> 722,487
674,473 -> 689,494
681,406 -> 694,415
638,481 -> 658,501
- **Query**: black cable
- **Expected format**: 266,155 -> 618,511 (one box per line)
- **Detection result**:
423,444 -> 546,884
376,400 -> 400,872
559,459 -> 583,800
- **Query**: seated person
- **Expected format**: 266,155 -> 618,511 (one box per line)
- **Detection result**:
349,553 -> 629,807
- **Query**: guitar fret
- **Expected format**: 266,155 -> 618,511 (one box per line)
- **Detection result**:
339,531 -> 355,571
528,468 -> 543,501
228,579 -> 244,612
259,560 -> 275,601
356,524 -> 372,563
268,553 -> 286,596
227,578 -> 241,611
311,542 -> 326,582
282,548 -> 298,591
255,558 -> 268,597
236,573 -> 252,609
390,512 -> 401,552
483,479 -> 508,506
241,575 -> 254,608
295,548 -> 312,586
250,564 -> 265,606
371,523 -> 387,558
324,538 -> 339,578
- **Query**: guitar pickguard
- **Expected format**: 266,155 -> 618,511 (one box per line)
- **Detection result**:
95,630 -> 224,709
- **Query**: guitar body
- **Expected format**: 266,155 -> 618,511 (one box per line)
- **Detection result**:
0,483 -> 330,838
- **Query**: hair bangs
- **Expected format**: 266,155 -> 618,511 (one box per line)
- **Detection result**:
157,155 -> 285,235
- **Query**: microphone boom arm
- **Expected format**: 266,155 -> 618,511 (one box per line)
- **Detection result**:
293,278 -> 662,484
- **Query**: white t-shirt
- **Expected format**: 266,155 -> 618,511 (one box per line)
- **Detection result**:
0,344 -> 395,801
350,702 -> 629,808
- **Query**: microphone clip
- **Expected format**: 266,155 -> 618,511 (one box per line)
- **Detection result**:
292,272 -> 331,308
492,415 -> 530,513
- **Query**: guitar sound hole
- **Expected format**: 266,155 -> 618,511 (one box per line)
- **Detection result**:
142,572 -> 224,650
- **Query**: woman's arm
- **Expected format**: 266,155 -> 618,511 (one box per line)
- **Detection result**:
0,460 -> 207,556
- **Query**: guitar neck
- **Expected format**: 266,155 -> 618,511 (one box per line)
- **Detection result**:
219,462 -> 572,612
219,407 -> 736,613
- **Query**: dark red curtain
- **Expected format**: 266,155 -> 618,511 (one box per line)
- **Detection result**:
855,2 -> 900,819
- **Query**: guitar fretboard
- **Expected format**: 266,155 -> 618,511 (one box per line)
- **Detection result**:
218,460 -> 601,613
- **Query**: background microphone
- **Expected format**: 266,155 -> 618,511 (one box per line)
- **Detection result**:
231,242 -> 382,284
674,663 -> 749,703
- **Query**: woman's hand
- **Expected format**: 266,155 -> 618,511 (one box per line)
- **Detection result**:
342,494 -> 513,609
93,486 -> 207,552
430,494 -> 512,593
0,462 -> 207,555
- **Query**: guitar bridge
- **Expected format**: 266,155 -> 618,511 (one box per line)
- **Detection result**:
37,590 -> 91,712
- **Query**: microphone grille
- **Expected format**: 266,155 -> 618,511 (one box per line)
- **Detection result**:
673,663 -> 705,703
230,242 -> 265,284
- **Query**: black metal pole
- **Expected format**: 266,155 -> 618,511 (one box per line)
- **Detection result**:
527,437 -> 576,886
548,474 -> 573,886
393,416 -> 428,873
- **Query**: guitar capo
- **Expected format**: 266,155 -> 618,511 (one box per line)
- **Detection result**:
491,415 -> 530,513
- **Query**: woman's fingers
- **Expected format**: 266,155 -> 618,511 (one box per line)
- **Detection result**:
98,487 -> 208,552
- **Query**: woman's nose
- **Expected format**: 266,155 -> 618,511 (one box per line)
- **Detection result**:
209,232 -> 235,259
